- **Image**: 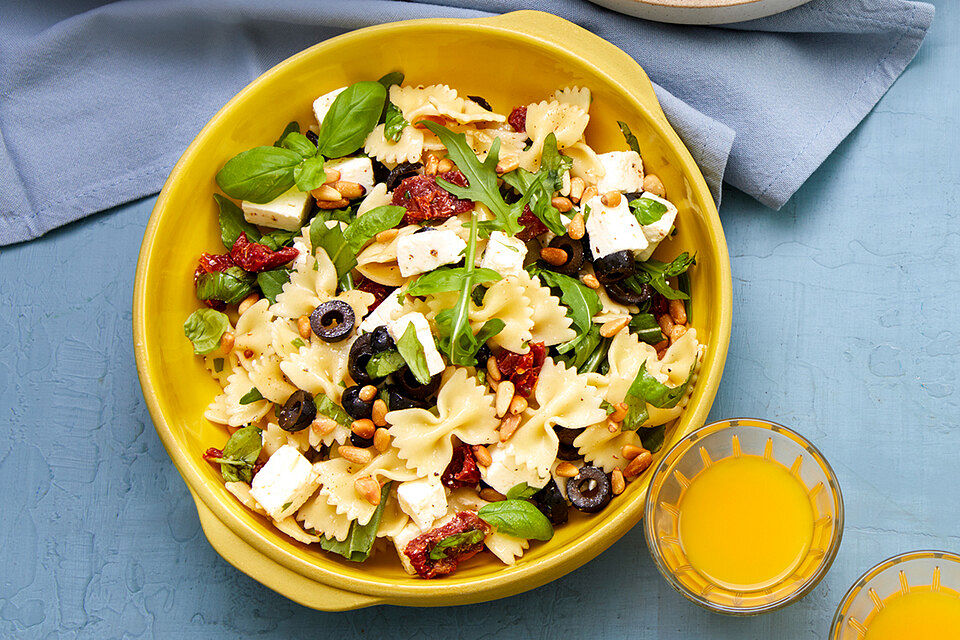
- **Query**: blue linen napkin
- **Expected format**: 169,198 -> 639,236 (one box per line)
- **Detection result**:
0,0 -> 933,245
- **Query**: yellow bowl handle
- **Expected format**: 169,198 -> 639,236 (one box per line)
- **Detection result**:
191,491 -> 384,611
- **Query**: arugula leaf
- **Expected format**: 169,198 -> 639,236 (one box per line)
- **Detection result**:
396,323 -> 431,385
406,266 -> 502,296
501,166 -> 565,236
258,229 -> 297,251
309,213 -> 357,288
214,194 -> 260,250
622,360 -> 697,431
477,499 -> 553,541
291,338 -> 305,349
256,268 -> 292,304
316,394 -> 352,428
629,313 -> 664,345
319,482 -> 392,562
629,197 -> 668,225
210,425 -> 262,483
377,71 -> 404,89
273,121 -> 300,147
539,132 -> 574,191
640,424 -> 667,453
617,121 -> 642,156
280,131 -> 317,158
635,253 -> 695,300
294,155 -> 327,192
195,266 -> 256,304
317,81 -> 387,158
556,323 -> 602,371
215,146 -> 302,204
505,482 -> 539,500
601,400 -> 617,415
365,349 -> 406,378
342,205 -> 405,253
528,266 -> 601,334
579,336 -> 611,375
239,388 -> 263,405
183,308 -> 230,355
383,102 -> 407,142
428,530 -> 485,560
678,271 -> 692,322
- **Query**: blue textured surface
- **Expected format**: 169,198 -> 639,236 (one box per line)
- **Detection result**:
0,4 -> 956,639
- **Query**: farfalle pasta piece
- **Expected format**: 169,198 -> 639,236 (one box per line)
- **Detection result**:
387,368 -> 499,478
520,100 -> 589,172
204,352 -> 237,387
270,318 -> 302,361
314,449 -> 418,526
463,127 -> 527,163
516,271 -> 576,346
551,86 -> 592,111
274,516 -> 323,544
563,141 -> 606,185
247,354 -> 296,404
279,338 -> 353,404
364,123 -> 425,165
356,224 -> 418,287
357,182 -> 393,215
205,365 -> 271,427
233,299 -> 275,370
574,424 -> 643,473
485,531 -> 530,565
261,421 -> 309,457
390,84 -> 460,123
297,492 -> 353,542
225,481 -> 268,516
271,233 -> 338,319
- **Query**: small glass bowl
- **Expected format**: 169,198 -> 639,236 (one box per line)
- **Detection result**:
830,550 -> 960,639
643,417 -> 844,615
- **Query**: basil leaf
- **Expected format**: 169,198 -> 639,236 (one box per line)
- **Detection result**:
366,349 -> 406,379
213,358 -> 225,372
291,337 -> 305,349
396,323 -> 431,385
629,197 -> 668,225
317,81 -> 387,158
258,229 -> 297,251
195,267 -> 256,304
383,102 -> 407,142
294,155 -> 327,192
377,71 -> 404,89
218,424 -> 262,483
629,313 -> 664,345
273,121 -> 300,147
505,482 -> 539,500
319,482 -> 392,562
214,194 -> 260,250
640,424 -> 667,453
622,360 -> 697,431
239,387 -> 263,405
281,131 -> 318,158
428,529 -> 485,561
407,266 -> 502,296
316,394 -> 352,428
477,499 -> 553,541
215,146 -> 301,204
342,205 -> 405,253
256,268 -> 292,304
183,308 -> 230,355
528,267 -> 601,334
309,214 -> 357,287
617,121 -> 642,156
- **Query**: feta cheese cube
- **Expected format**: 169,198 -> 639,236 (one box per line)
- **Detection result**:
387,312 -> 445,376
249,445 -> 319,520
583,194 -> 649,259
396,229 -> 466,277
358,288 -> 403,333
392,521 -> 424,575
241,187 -> 311,231
313,86 -> 346,126
324,156 -> 375,191
396,478 -> 448,530
479,231 -> 527,276
635,192 -> 679,261
480,446 -> 550,495
597,151 -> 643,194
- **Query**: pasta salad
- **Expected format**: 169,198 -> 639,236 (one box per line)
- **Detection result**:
183,73 -> 703,579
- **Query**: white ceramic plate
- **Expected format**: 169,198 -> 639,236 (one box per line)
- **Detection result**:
589,0 -> 815,25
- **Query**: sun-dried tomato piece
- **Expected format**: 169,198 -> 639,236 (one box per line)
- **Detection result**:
202,447 -> 223,467
516,205 -> 548,241
355,276 -> 394,311
229,233 -> 299,273
495,341 -> 547,397
194,252 -> 235,282
405,511 -> 490,579
441,444 -> 481,489
508,106 -> 527,133
412,114 -> 448,129
393,171 -> 475,224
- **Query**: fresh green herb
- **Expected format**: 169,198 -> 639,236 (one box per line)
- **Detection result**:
539,132 -> 574,191
470,284 -> 487,307
579,337 -> 611,375
622,360 -> 697,431
183,308 -> 230,355
207,424 -> 262,483
239,388 -> 263,405
365,349 -> 406,378
396,323 -> 431,385
477,499 -> 554,541
582,204 -> 592,222
678,271 -> 692,322
635,253 -> 695,301
555,323 -> 601,371
629,313 -> 664,345
406,266 -> 502,297
500,134 -> 571,237
476,368 -> 487,385
377,71 -> 404,89
320,482 -> 392,562
528,266 -> 601,334
273,121 -> 300,147
316,394 -> 352,428
316,81 -> 387,158
215,146 -> 303,204
342,205 -> 405,253
601,401 -> 616,416
280,131 -> 318,158
428,529 -> 485,560
629,197 -> 668,225
640,424 -> 667,453
294,155 -> 327,192
195,266 -> 256,304
383,102 -> 407,142
291,338 -> 305,349
505,482 -> 539,500
309,213 -> 357,288
258,229 -> 297,251
281,501 -> 293,511
214,194 -> 260,250
617,121 -> 642,156
213,358 -> 225,372
256,268 -> 292,304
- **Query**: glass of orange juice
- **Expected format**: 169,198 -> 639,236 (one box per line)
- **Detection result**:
831,551 -> 960,639
644,417 -> 844,615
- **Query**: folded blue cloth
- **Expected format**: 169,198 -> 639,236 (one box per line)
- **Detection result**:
0,0 -> 933,245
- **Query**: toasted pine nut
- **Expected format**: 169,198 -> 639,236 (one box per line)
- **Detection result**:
323,168 -> 340,184
551,196 -> 573,213
581,185 -> 598,203
509,395 -> 527,415
496,156 -> 520,174
580,273 -> 600,289
540,247 -> 568,266
297,316 -> 311,339
339,445 -> 373,465
375,228 -> 398,243
311,416 -> 338,436
567,211 -> 585,240
609,402 -> 629,423
611,469 -> 626,495
669,324 -> 688,343
317,198 -> 350,209
499,413 -> 522,442
601,191 -> 622,207
600,317 -> 629,338
373,427 -> 391,453
424,154 -> 439,176
652,339 -> 669,352
621,444 -> 646,460
643,174 -> 666,198
333,180 -> 364,200
569,176 -> 585,202
479,487 -> 506,502
371,399 -> 389,427
486,357 -> 502,382
488,378 -> 499,392
657,314 -> 675,336
669,299 -> 687,325
656,346 -> 668,360
354,476 -> 381,506
624,450 -> 654,479
495,380 -> 515,418
238,293 -> 259,316
607,418 -> 620,434
220,331 -> 235,353
359,385 -> 378,402
436,158 -> 455,173
351,418 -> 376,440
472,445 -> 492,467
311,184 -> 342,202
555,462 -> 579,478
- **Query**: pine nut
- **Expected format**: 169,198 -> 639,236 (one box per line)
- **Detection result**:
609,402 -> 629,423
540,247 -> 568,266
339,445 -> 373,465
601,191 -> 622,207
375,228 -> 398,243
567,211 -> 585,240
611,469 -> 626,495
311,416 -> 339,436
297,316 -> 311,339
555,462 -> 579,478
424,154 -> 439,176
669,299 -> 687,325
355,476 -> 381,506
371,399 -> 389,427
436,158 -> 455,173
669,324 -> 688,343
472,445 -> 492,467
621,444 -> 645,460
220,331 -> 235,353
333,180 -> 364,200
569,177 -> 585,202
652,339 -> 669,352
479,487 -> 506,502
317,198 -> 350,209
600,317 -> 629,338
351,419 -> 376,440
488,378 -> 499,392
312,184 -> 342,202
656,346 -> 668,360
643,174 -> 666,198
624,450 -> 654,479
607,418 -> 620,434
496,156 -> 520,174
509,395 -> 527,415
238,293 -> 259,316
499,414 -> 522,442
373,427 -> 391,453
359,385 -> 378,402
551,196 -> 573,213
323,168 -> 340,184
581,185 -> 598,203
657,314 -> 675,336
486,357 -> 502,382
580,273 -> 600,289
495,380 -> 515,418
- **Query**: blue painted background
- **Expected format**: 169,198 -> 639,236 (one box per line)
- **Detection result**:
1,3 -> 956,637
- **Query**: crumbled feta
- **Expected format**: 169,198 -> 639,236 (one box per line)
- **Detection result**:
313,86 -> 346,126
241,187 -> 311,231
597,151 -> 644,194
358,288 -> 403,333
387,312 -> 445,376
396,229 -> 466,277
480,446 -> 550,495
635,192 -> 679,261
249,445 -> 319,521
479,231 -> 527,276
583,194 -> 649,259
325,156 -> 375,191
396,478 -> 448,530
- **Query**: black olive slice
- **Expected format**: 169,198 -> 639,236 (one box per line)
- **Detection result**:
556,442 -> 581,461
350,432 -> 374,448
310,300 -> 355,343
532,480 -> 569,525
277,389 -> 316,432
341,384 -> 374,420
467,95 -> 493,111
593,250 -> 636,284
393,368 -> 441,400
554,426 -> 584,448
566,466 -> 612,513
605,280 -> 653,307
370,325 -> 395,353
385,161 -> 423,191
540,235 -> 585,276
387,387 -> 430,411
348,332 -> 376,385
371,157 -> 391,185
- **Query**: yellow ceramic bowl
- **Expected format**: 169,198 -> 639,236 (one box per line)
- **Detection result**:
133,10 -> 732,610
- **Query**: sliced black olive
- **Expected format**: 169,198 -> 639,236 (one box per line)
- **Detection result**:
385,161 -> 423,191
348,332 -> 376,385
350,432 -> 374,448
370,325 -> 395,353
540,235 -> 584,276
566,466 -> 612,513
557,442 -> 581,461
277,390 -> 316,432
387,387 -> 430,410
310,300 -> 355,343
393,368 -> 441,400
371,157 -> 391,184
476,344 -> 492,367
532,480 -> 569,526
605,280 -> 653,306
305,130 -> 319,145
304,443 -> 330,463
413,226 -> 434,234
593,250 -> 636,284
467,95 -> 493,111
341,385 -> 374,420
554,426 -> 583,448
